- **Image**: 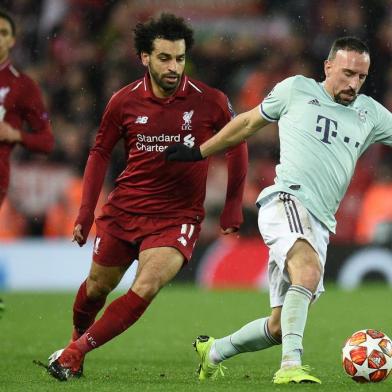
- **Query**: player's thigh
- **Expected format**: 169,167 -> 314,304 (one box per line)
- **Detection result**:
87,228 -> 138,296
132,247 -> 185,299
131,220 -> 200,299
258,192 -> 329,303
286,239 -> 321,287
140,221 -> 201,264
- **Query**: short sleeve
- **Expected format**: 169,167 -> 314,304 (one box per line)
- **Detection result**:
371,99 -> 392,146
260,76 -> 296,122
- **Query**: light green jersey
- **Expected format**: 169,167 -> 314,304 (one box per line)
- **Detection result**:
257,75 -> 392,233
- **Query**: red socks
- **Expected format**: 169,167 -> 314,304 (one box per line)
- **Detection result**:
72,289 -> 150,355
72,280 -> 107,336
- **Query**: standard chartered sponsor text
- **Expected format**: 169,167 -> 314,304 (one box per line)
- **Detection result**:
136,133 -> 180,152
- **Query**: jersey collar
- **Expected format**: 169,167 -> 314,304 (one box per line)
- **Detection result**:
142,73 -> 189,102
0,59 -> 11,72
319,82 -> 334,102
319,82 -> 356,107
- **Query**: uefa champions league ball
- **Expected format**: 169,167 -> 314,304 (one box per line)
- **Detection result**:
342,329 -> 392,383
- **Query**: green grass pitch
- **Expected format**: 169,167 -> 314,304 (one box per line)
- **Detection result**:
1,284 -> 392,391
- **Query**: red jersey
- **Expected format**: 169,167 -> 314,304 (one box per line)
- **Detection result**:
0,60 -> 54,201
77,74 -> 247,239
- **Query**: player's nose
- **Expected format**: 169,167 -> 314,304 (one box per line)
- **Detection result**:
349,76 -> 361,91
167,59 -> 179,72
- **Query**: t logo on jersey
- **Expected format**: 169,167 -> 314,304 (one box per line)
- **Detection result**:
182,110 -> 194,130
315,115 -> 338,144
183,133 -> 195,148
135,116 -> 148,124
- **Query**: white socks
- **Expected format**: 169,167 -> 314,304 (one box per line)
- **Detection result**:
210,317 -> 281,364
280,285 -> 312,368
208,284 -> 313,368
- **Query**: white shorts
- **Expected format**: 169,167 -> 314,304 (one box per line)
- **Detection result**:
257,192 -> 330,308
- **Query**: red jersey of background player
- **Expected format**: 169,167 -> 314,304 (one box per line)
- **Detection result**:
0,60 -> 53,205
76,73 -> 248,239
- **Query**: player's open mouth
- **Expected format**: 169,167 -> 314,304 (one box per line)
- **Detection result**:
342,91 -> 355,98
163,75 -> 178,82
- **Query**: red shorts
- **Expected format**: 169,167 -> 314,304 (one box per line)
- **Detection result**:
93,209 -> 201,267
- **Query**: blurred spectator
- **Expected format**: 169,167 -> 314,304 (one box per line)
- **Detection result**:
43,176 -> 107,238
0,0 -> 392,245
333,146 -> 380,243
0,8 -> 53,216
0,197 -> 25,240
356,152 -> 392,245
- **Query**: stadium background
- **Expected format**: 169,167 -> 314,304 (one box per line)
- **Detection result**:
1,0 -> 392,291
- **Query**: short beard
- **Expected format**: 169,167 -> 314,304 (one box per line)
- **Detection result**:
334,93 -> 357,106
149,68 -> 180,94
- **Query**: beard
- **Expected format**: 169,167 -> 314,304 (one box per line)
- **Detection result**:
149,67 -> 180,94
334,89 -> 357,106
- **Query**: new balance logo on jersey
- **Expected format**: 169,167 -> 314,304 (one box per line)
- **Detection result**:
308,98 -> 320,106
183,133 -> 195,148
135,116 -> 148,124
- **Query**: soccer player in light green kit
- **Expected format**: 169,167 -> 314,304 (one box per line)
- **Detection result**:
166,37 -> 392,384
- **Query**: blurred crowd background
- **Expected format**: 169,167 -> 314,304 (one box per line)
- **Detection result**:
0,0 -> 392,248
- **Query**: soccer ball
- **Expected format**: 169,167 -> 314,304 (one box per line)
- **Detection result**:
342,329 -> 392,383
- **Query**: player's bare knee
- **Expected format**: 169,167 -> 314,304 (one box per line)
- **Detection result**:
86,275 -> 114,299
287,249 -> 321,292
132,278 -> 161,301
299,263 -> 321,288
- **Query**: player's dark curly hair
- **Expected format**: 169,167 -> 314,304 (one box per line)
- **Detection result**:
328,36 -> 369,60
134,13 -> 194,58
0,9 -> 15,36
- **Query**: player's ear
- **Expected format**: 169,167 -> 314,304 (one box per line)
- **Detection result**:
141,52 -> 150,67
324,59 -> 331,77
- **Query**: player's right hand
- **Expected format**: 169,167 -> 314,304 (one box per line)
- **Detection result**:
72,224 -> 85,247
165,144 -> 203,161
0,121 -> 22,144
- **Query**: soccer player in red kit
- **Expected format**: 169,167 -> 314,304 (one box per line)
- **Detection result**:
0,10 -> 53,317
46,13 -> 248,381
0,10 -> 53,207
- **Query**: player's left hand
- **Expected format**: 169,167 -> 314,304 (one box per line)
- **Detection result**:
72,224 -> 85,246
221,227 -> 238,235
0,122 -> 21,143
165,143 -> 203,161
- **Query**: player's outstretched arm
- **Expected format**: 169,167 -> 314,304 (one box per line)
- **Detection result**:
165,106 -> 269,161
74,149 -> 111,246
201,106 -> 269,157
74,95 -> 123,246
